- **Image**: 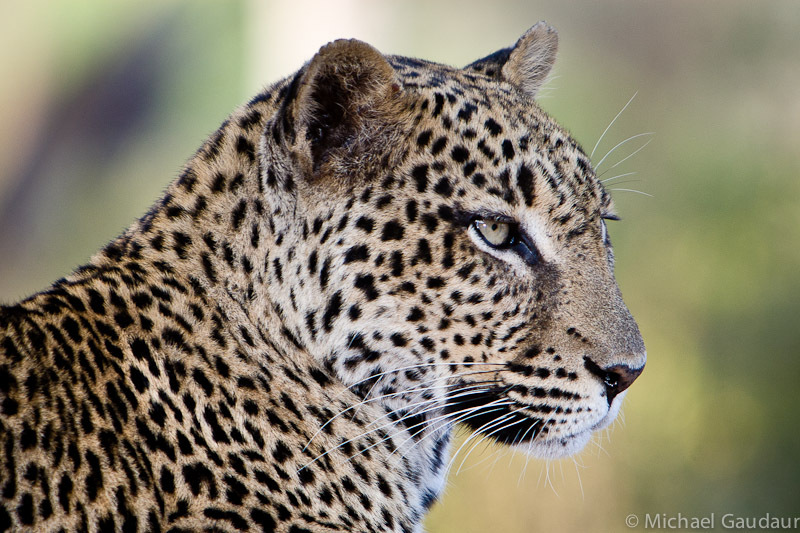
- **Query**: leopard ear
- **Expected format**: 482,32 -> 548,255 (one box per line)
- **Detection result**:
275,39 -> 397,177
465,22 -> 558,98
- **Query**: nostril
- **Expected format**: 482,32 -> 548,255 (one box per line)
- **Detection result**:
607,364 -> 644,396
583,357 -> 644,406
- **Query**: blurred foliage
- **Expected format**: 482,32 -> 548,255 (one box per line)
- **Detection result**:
1,1 -> 798,532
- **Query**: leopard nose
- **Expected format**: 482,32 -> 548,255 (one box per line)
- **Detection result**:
583,357 -> 644,406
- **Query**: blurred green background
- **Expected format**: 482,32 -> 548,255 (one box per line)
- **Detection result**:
1,1 -> 798,532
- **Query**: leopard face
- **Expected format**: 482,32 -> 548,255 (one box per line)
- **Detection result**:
259,23 -> 645,469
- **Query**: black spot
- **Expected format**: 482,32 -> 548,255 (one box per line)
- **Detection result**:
211,172 -> 227,193
354,274 -> 379,301
406,307 -> 424,322
17,492 -> 34,525
399,281 -> 416,293
61,317 -> 82,342
502,139 -> 515,160
320,258 -> 331,289
129,366 -> 149,393
337,214 -> 350,232
390,251 -> 404,277
376,195 -> 392,209
272,441 -> 293,463
160,466 -> 175,494
2,397 -> 18,416
201,253 -> 217,283
421,214 -> 438,233
231,199 -> 247,230
192,368 -> 214,397
477,139 -> 496,160
236,136 -> 256,163
355,216 -> 374,233
322,291 -> 343,332
517,163 -> 535,206
87,289 -> 106,315
431,137 -> 447,155
149,234 -> 165,252
432,93 -> 445,117
250,222 -> 260,248
411,165 -> 429,192
250,508 -> 277,531
420,337 -> 435,352
434,177 -> 454,197
223,474 -> 249,505
309,367 -> 331,387
405,200 -> 418,223
172,231 -> 191,260
308,250 -> 318,274
203,407 -> 230,444
414,239 -> 432,264
437,204 -> 455,222
450,146 -> 469,164
344,245 -> 369,264
390,333 -> 408,347
484,118 -> 502,136
524,345 -> 542,358
55,475 -> 73,513
84,451 -> 104,502
457,103 -> 477,121
381,220 -> 404,241
298,467 -> 315,485
416,130 -> 432,148
426,277 -> 445,289
463,161 -> 477,177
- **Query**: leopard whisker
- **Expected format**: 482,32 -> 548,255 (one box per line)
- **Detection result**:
446,411 -> 519,478
590,91 -> 637,159
454,406 -> 534,475
573,456 -> 586,500
600,171 -> 637,184
353,394 -> 508,465
605,136 -> 653,172
362,380 -> 501,430
594,132 -> 654,170
390,398 -> 514,462
303,374 -> 501,451
609,188 -> 653,198
349,375 -> 381,420
517,412 -> 558,484
301,383 -> 502,467
339,361 -> 506,397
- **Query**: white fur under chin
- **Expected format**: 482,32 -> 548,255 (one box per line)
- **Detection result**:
515,390 -> 628,460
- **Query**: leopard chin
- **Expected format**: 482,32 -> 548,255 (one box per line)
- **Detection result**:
513,390 -> 628,460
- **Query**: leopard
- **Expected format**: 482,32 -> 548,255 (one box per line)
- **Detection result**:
0,22 -> 646,532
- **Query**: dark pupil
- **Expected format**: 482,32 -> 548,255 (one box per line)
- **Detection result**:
491,224 -> 498,231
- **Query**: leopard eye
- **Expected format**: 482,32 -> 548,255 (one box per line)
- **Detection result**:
473,219 -> 513,248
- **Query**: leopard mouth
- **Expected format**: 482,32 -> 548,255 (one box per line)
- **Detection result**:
444,389 -> 545,446
445,386 -> 621,455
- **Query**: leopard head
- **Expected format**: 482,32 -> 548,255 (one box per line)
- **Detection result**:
258,22 -> 646,464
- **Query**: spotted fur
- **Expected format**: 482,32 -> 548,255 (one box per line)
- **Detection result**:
0,23 -> 645,532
